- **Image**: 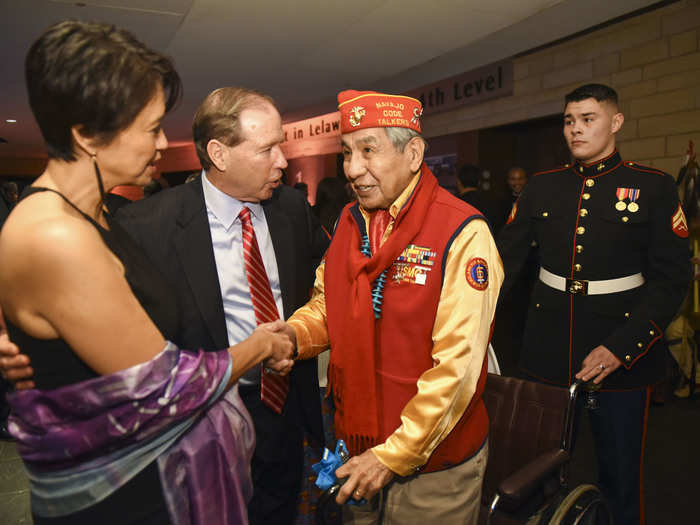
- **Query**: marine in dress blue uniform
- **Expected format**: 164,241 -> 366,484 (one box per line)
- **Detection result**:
498,84 -> 691,525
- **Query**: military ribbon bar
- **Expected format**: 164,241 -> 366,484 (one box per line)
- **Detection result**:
616,187 -> 630,201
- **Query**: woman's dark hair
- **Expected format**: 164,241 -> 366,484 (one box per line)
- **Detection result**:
25,20 -> 182,161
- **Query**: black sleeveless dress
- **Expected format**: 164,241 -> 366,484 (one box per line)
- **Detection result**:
6,187 -> 181,524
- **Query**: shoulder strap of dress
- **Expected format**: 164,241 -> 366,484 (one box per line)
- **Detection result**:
20,186 -> 103,229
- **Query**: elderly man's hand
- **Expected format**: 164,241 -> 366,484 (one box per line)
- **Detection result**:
335,449 -> 395,505
575,345 -> 621,384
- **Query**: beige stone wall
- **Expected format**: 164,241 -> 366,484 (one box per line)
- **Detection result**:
422,0 -> 700,177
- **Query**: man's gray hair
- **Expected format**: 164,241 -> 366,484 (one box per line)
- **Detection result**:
384,127 -> 428,153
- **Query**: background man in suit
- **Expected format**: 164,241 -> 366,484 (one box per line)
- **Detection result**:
456,163 -> 501,233
0,87 -> 328,525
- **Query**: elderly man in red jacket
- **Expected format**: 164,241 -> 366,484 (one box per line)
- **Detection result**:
285,90 -> 503,524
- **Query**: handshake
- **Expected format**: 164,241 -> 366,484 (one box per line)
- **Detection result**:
252,320 -> 298,376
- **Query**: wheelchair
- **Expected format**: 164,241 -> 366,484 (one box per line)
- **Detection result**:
480,374 -> 613,525
316,374 -> 613,524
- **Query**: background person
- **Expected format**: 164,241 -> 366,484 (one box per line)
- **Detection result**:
456,163 -> 501,232
500,166 -> 527,223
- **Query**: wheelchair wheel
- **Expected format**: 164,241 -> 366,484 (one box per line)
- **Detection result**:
548,484 -> 613,525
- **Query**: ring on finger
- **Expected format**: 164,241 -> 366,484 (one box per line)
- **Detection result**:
599,363 -> 605,370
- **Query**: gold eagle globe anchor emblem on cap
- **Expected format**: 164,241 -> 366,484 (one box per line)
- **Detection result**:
411,107 -> 423,126
348,106 -> 366,127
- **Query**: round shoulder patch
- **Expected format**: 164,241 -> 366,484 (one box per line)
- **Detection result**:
466,257 -> 489,290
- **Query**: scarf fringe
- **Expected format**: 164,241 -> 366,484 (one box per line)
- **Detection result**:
345,434 -> 378,457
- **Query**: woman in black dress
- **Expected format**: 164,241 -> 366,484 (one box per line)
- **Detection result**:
0,21 -> 293,524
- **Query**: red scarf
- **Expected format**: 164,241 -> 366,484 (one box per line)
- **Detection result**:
325,164 -> 439,455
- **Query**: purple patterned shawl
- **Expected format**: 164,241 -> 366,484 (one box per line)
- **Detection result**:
8,342 -> 255,524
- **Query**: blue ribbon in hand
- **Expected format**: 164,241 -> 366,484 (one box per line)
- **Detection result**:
312,440 -> 366,505
313,440 -> 349,490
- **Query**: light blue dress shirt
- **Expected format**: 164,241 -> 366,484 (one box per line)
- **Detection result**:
201,172 -> 284,385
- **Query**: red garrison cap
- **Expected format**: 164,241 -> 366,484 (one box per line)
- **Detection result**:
337,90 -> 423,134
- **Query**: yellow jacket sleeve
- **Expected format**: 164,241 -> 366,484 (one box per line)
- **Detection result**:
371,218 -> 503,475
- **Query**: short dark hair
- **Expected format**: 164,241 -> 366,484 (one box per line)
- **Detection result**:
564,84 -> 618,107
192,87 -> 275,170
26,20 -> 181,161
458,164 -> 481,188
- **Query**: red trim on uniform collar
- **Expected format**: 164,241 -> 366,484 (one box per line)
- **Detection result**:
576,149 -> 619,169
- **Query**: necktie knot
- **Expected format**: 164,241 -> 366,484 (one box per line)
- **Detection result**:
238,206 -> 252,226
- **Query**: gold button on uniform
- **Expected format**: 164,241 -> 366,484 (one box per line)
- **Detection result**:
622,217 -> 629,223
579,209 -> 588,217
577,226 -> 585,234
649,330 -> 655,336
637,342 -> 643,348
582,193 -> 590,200
586,179 -> 595,187
579,166 -> 584,173
576,245 -> 583,253
625,355 -> 631,362
624,312 -> 630,318
574,264 -> 582,272
536,303 -> 540,308
542,212 -> 549,217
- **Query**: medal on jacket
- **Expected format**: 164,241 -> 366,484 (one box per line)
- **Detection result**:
615,187 -> 628,210
627,188 -> 640,212
615,187 -> 641,212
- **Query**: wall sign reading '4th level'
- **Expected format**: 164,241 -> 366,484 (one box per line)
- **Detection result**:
405,60 -> 513,116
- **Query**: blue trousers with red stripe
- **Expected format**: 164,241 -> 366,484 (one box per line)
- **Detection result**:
576,387 -> 650,525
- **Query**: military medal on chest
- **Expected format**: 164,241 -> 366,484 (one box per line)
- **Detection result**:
615,187 -> 640,213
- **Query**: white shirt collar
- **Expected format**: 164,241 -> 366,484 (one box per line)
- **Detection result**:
201,170 -> 264,231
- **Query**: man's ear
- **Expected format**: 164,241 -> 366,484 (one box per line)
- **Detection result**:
405,136 -> 426,173
611,112 -> 624,134
206,139 -> 229,172
70,125 -> 97,158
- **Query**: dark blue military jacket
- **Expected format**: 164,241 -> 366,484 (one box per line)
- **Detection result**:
498,150 -> 691,389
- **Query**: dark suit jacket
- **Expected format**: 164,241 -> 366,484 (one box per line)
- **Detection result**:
116,179 -> 327,456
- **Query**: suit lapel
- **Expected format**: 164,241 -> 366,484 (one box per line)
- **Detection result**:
174,180 -> 229,348
263,196 -> 296,319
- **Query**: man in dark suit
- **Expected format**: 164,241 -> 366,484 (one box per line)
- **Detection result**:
0,87 -> 327,524
118,87 -> 327,524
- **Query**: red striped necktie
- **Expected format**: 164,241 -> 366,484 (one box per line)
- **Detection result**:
239,206 -> 288,414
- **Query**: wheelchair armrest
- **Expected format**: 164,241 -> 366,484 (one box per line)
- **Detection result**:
496,448 -> 569,510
